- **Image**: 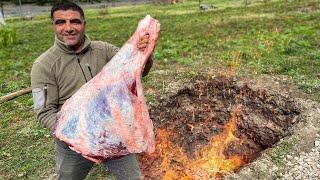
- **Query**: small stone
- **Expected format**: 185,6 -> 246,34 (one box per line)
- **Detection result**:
17,172 -> 26,177
296,174 -> 302,179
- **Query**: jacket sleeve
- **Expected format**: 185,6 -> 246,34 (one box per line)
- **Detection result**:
142,56 -> 153,77
104,42 -> 120,62
104,42 -> 153,77
31,61 -> 59,131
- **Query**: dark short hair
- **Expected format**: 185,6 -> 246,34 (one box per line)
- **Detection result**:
51,1 -> 85,20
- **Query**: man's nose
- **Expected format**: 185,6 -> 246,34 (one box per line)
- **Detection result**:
64,21 -> 73,32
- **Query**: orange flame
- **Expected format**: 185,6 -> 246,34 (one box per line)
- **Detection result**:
187,108 -> 246,179
151,108 -> 246,179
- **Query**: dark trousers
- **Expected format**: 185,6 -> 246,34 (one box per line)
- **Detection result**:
55,139 -> 143,180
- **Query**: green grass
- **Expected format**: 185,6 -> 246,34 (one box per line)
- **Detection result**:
1,0 -> 320,178
269,137 -> 298,166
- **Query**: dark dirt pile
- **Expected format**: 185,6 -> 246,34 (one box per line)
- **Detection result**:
138,76 -> 301,179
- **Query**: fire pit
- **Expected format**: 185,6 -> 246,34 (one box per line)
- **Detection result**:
139,76 -> 301,179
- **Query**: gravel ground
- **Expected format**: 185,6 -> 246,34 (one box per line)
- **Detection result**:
280,135 -> 320,180
224,75 -> 320,180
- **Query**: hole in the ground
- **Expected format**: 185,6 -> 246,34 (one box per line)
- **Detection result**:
139,76 -> 301,179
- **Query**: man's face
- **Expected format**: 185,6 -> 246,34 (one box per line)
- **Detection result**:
52,10 -> 86,50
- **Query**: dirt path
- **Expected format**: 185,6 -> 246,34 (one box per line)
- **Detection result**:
1,0 -> 148,18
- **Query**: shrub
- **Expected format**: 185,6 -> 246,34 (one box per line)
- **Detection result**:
0,27 -> 18,47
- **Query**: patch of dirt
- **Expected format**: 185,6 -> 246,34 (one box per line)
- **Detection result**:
139,75 -> 304,179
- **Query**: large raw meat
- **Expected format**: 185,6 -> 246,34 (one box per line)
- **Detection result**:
54,15 -> 160,163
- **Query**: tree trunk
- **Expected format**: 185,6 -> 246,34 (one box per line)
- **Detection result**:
0,2 -> 5,26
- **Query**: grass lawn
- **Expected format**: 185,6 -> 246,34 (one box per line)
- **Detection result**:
0,0 -> 319,179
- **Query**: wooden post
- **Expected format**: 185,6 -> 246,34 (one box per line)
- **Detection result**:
0,2 -> 5,26
0,1 -> 4,18
18,0 -> 23,17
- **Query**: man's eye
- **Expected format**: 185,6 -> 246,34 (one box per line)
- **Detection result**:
70,19 -> 82,24
54,20 -> 65,25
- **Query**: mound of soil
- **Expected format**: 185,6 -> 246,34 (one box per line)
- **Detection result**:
139,76 -> 301,179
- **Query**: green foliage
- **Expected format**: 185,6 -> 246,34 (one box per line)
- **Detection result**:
0,95 -> 55,179
97,6 -> 109,16
269,138 -> 298,165
0,26 -> 18,47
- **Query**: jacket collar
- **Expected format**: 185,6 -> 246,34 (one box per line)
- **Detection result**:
54,34 -> 91,55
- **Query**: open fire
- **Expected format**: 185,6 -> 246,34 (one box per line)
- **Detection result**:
189,108 -> 246,179
139,76 -> 300,179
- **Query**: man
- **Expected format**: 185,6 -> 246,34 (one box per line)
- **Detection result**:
31,1 -> 152,179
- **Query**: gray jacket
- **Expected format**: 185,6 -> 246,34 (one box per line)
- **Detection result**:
31,35 -> 152,130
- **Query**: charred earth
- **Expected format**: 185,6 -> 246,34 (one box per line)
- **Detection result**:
139,76 -> 301,179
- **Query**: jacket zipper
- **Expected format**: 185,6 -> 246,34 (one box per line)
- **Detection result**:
86,63 -> 93,79
77,57 -> 88,82
44,83 -> 48,108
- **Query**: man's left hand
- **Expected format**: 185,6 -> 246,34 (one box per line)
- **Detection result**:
137,34 -> 149,52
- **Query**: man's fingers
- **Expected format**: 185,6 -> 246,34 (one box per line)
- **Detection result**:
138,43 -> 148,47
138,42 -> 148,48
138,40 -> 148,47
140,34 -> 149,42
142,34 -> 150,39
141,38 -> 148,43
137,34 -> 150,51
139,37 -> 149,44
137,42 -> 148,51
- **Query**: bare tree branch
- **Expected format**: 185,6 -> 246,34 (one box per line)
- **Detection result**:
0,87 -> 32,104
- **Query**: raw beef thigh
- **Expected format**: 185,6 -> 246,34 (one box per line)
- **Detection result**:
54,15 -> 160,163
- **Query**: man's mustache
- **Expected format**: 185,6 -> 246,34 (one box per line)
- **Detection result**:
63,33 -> 77,36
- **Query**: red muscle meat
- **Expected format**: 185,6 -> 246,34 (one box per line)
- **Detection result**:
54,15 -> 160,163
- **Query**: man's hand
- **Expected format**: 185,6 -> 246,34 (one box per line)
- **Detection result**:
137,34 -> 150,52
138,33 -> 153,76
